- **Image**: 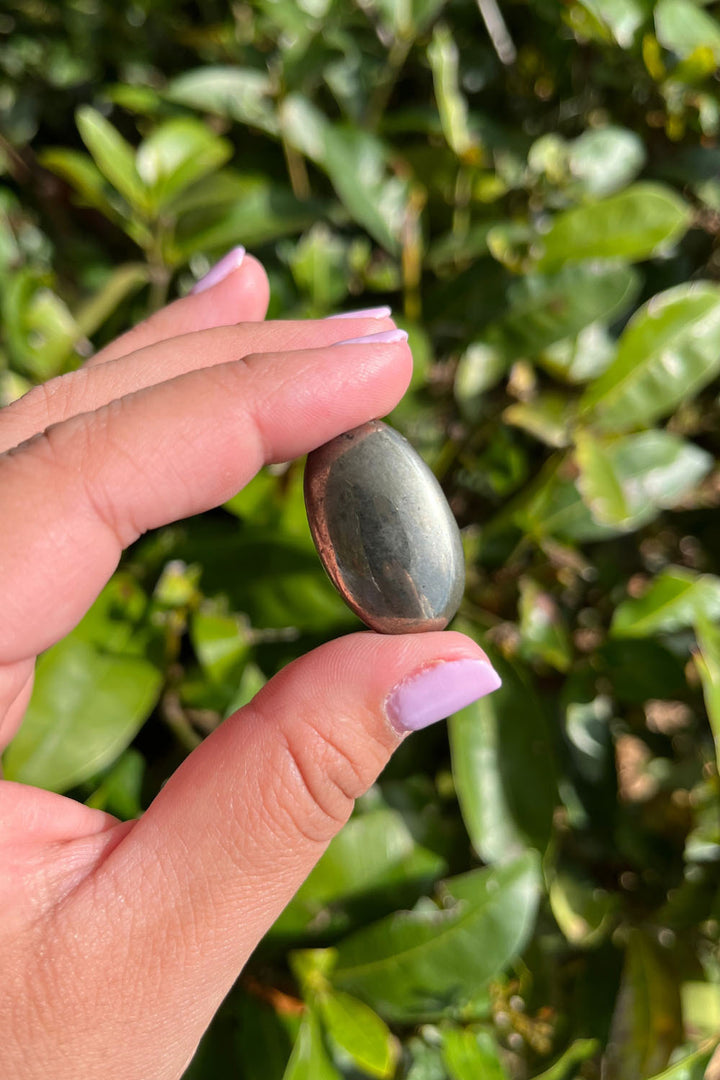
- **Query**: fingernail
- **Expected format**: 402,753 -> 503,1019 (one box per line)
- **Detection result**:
332,328 -> 408,346
327,306 -> 392,320
386,658 -> 502,733
190,246 -> 246,294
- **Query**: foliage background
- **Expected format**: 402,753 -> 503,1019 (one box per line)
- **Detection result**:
2,0 -> 720,1076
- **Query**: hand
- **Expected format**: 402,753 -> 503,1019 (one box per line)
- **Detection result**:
0,251 -> 500,1079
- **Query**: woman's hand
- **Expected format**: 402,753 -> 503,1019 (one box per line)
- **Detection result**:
0,251 -> 500,1079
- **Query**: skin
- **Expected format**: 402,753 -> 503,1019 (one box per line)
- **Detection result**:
0,254 -> 490,1079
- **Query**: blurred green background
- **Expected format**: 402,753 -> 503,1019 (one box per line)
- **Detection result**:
2,0 -> 720,1076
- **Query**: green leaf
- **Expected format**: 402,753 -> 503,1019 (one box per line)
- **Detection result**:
611,567 -> 720,637
186,991 -> 293,1080
299,807 -> 445,904
75,106 -> 148,214
549,869 -> 618,947
0,370 -> 31,406
538,322 -> 617,385
487,262 -> 638,361
579,283 -> 720,432
535,183 -> 690,270
530,1039 -> 600,1080
190,606 -> 250,684
3,577 -> 162,793
513,456 -> 623,543
38,148 -> 123,223
575,431 -> 627,526
332,853 -> 541,1021
282,1010 -> 342,1080
427,223 -> 493,271
172,172 -> 320,260
575,430 -> 712,529
1,268 -> 83,379
694,616 -> 720,772
166,66 -> 278,134
655,0 -> 720,62
373,0 -> 446,36
442,1028 -> 508,1080
223,662 -> 267,720
323,126 -> 407,254
283,224 -> 352,308
518,577 -> 573,671
405,1037 -> 448,1080
85,748 -> 145,819
428,24 -> 473,158
319,991 -> 396,1079
504,392 -> 574,448
449,647 -> 558,863
104,83 -> 163,116
74,263 -> 150,338
280,94 -> 329,165
454,342 -> 507,419
606,930 -> 683,1079
680,982 -> 720,1038
174,524 -> 354,632
291,948 -> 337,995
575,0 -> 651,47
135,118 -> 233,211
275,807 -> 446,935
568,126 -> 646,197
643,1042 -> 718,1080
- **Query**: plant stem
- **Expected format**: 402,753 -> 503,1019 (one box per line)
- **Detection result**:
366,34 -> 413,131
147,263 -> 170,313
402,184 -> 426,322
161,691 -> 202,752
282,135 -> 311,201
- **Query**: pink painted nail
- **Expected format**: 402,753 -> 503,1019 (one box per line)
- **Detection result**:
386,658 -> 502,733
332,328 -> 408,346
327,306 -> 392,320
190,246 -> 246,294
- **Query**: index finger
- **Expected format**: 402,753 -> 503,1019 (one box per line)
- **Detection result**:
0,337 -> 412,664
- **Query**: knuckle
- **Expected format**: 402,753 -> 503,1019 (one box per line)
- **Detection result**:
77,399 -> 149,547
0,374 -> 75,452
29,400 -> 140,549
202,355 -> 270,464
266,712 -> 389,846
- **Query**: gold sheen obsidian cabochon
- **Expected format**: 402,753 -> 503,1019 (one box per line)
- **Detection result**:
304,420 -> 466,634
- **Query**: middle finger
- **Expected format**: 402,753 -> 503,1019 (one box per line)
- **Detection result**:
0,316 -> 396,453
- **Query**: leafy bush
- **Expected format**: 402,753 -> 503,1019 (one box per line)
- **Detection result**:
2,1 -> 720,1077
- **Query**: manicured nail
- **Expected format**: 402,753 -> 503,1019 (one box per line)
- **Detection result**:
327,306 -> 392,320
332,328 -> 408,346
190,246 -> 246,294
386,658 -> 502,733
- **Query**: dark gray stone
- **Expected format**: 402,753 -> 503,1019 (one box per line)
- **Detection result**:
304,420 -> 465,634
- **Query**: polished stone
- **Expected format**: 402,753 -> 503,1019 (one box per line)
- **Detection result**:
304,420 -> 465,634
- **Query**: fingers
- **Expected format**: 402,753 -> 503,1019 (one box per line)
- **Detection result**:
36,631 -> 498,1079
0,317 -> 396,453
85,250 -> 270,367
0,338 -> 412,662
0,660 -> 35,751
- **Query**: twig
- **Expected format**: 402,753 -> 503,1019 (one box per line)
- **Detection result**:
476,0 -> 516,65
366,35 -> 413,130
161,691 -> 202,752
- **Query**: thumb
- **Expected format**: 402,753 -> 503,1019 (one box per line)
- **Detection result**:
50,631 -> 500,1078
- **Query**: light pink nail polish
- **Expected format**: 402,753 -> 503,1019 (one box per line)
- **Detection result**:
386,658 -> 502,733
332,329 -> 409,346
190,246 -> 246,294
327,306 -> 392,320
